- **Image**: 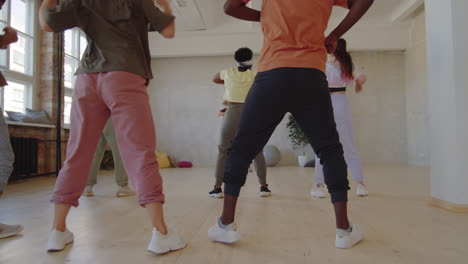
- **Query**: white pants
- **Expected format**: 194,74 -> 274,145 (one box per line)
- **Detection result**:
0,107 -> 14,192
315,93 -> 363,184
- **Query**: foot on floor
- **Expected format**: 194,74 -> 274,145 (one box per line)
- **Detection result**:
82,185 -> 94,197
335,224 -> 364,249
147,228 -> 186,254
0,223 -> 23,239
356,183 -> 369,197
208,217 -> 240,244
310,184 -> 326,198
209,187 -> 223,199
116,185 -> 136,197
260,185 -> 272,197
47,229 -> 74,252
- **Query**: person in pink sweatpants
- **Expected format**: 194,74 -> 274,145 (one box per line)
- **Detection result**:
39,0 -> 186,254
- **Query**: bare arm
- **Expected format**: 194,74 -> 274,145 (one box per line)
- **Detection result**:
224,0 -> 261,22
39,0 -> 57,32
155,0 -> 175,38
355,74 -> 367,93
213,73 -> 224,84
0,27 -> 18,49
325,0 -> 374,53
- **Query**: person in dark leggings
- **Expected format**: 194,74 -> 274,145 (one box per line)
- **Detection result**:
208,0 -> 374,249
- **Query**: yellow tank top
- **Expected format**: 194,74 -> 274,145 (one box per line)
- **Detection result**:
220,68 -> 256,103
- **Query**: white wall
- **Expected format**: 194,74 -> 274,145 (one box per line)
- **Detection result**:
150,22 -> 410,58
404,7 -> 429,166
348,52 -> 407,164
424,0 -> 468,205
147,52 -> 407,167
147,55 -> 300,167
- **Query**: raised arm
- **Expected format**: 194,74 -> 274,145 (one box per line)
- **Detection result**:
325,0 -> 374,53
144,0 -> 176,39
39,0 -> 57,32
155,0 -> 175,38
213,73 -> 224,84
0,27 -> 18,49
224,0 -> 260,22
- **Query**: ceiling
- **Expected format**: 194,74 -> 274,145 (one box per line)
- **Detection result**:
172,0 -> 417,32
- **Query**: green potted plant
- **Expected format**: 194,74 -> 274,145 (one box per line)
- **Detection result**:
286,115 -> 310,166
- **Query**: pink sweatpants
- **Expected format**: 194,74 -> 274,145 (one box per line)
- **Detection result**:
51,72 -> 164,207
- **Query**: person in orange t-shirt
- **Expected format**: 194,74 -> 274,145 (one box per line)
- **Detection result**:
207,0 -> 374,249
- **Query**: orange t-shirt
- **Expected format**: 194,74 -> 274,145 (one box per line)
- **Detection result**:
243,0 -> 349,73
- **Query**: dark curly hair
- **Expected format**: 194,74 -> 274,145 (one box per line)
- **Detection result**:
234,47 -> 253,63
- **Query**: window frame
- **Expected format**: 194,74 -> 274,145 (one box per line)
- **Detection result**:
63,28 -> 86,126
0,0 -> 37,115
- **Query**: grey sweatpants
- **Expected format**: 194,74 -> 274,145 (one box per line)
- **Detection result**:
0,108 -> 14,192
87,119 -> 128,187
214,104 -> 267,186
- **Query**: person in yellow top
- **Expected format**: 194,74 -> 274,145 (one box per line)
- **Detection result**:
209,47 -> 271,198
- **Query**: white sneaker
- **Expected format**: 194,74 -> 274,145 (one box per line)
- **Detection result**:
356,184 -> 368,197
208,218 -> 240,244
310,184 -> 326,198
47,229 -> 74,252
116,185 -> 135,197
335,224 -> 364,249
0,223 -> 24,239
82,185 -> 94,197
147,228 -> 186,254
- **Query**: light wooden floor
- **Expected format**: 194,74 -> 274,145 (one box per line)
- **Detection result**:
1,165 -> 467,264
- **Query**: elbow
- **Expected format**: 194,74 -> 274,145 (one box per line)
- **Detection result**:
161,22 -> 175,39
39,21 -> 54,32
39,16 -> 54,32
223,3 -> 235,16
163,31 -> 175,39
41,24 -> 54,32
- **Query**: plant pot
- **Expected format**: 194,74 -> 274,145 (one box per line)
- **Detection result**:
298,155 -> 308,167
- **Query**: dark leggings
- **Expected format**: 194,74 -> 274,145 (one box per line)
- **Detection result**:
223,68 -> 350,203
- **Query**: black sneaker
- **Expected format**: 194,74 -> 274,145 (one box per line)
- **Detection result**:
260,185 -> 272,197
209,187 -> 223,198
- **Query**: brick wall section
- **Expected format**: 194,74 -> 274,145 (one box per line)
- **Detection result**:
7,1 -> 69,176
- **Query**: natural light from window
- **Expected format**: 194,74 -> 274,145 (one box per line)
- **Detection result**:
0,0 -> 35,115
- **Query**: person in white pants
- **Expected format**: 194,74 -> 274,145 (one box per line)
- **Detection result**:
311,39 -> 369,198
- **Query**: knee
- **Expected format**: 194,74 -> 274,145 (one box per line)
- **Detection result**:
317,143 -> 344,163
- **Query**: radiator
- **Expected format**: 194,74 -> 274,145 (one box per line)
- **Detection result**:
10,137 -> 39,178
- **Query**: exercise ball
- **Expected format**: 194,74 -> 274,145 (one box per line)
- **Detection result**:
263,145 -> 281,167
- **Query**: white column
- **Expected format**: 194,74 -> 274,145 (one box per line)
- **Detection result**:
425,0 -> 468,206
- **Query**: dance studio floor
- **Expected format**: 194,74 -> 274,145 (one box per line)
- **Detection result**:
1,165 -> 467,264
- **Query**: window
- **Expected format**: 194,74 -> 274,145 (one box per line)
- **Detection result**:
63,28 -> 86,125
0,0 -> 35,115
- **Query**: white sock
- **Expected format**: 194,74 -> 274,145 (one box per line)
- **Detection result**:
218,217 -> 236,231
336,224 -> 353,238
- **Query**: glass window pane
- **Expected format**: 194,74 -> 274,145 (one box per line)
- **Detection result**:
64,30 -> 73,56
64,56 -> 77,89
0,22 -> 7,67
0,1 -> 8,22
79,34 -> 87,59
4,81 -> 26,113
11,0 -> 27,33
9,34 -> 32,75
64,95 -> 72,124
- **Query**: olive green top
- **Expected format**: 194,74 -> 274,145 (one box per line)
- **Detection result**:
44,0 -> 175,80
